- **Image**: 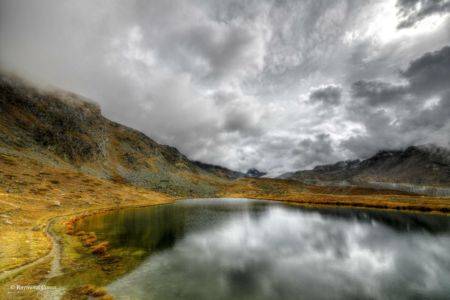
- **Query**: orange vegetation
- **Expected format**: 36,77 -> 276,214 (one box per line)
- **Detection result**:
70,284 -> 112,299
219,178 -> 450,214
91,241 -> 110,256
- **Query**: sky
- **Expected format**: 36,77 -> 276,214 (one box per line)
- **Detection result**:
0,0 -> 449,175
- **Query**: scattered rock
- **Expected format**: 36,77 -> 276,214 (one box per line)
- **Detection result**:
32,225 -> 40,231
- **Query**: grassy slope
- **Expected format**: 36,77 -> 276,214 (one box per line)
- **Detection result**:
0,153 -> 173,271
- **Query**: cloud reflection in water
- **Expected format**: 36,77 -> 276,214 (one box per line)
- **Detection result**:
106,200 -> 450,300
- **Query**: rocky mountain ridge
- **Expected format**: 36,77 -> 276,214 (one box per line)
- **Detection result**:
0,73 -> 245,196
245,168 -> 267,178
280,145 -> 450,195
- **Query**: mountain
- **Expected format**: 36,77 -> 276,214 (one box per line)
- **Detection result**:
192,161 -> 245,179
280,145 -> 450,195
0,73 -> 242,196
245,168 -> 267,178
2,72 -> 449,199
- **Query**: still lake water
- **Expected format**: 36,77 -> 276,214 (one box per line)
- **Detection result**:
77,198 -> 450,300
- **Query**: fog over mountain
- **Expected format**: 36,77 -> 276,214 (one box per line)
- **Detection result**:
1,0 -> 449,175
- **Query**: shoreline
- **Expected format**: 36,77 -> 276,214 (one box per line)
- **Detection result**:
2,192 -> 449,278
254,196 -> 450,216
0,199 -> 177,276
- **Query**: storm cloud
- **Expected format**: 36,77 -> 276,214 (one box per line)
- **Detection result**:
309,85 -> 342,106
0,0 -> 449,175
343,45 -> 450,158
396,0 -> 450,28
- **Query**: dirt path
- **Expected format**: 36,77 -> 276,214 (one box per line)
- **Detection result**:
44,217 -> 63,279
0,216 -> 62,282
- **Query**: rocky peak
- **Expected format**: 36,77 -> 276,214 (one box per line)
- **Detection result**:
246,168 -> 267,178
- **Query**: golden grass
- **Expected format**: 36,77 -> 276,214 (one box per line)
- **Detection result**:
0,230 -> 51,271
0,258 -> 52,300
218,178 -> 450,214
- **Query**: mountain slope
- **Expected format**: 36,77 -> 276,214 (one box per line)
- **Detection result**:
0,73 -> 242,196
280,145 -> 450,194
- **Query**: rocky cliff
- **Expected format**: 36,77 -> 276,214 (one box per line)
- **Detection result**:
0,73 -> 242,196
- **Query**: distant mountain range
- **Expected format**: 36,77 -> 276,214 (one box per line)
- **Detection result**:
279,145 -> 450,196
1,72 -> 448,197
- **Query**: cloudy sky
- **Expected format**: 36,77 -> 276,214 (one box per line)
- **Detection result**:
0,0 -> 449,175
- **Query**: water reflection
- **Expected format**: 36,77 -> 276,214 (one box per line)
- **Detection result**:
78,198 -> 450,300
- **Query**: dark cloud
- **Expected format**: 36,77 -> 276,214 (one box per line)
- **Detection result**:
223,108 -> 261,135
350,45 -> 450,107
309,85 -> 342,106
401,91 -> 450,132
343,45 -> 450,158
291,134 -> 340,169
402,45 -> 450,94
396,0 -> 450,28
351,81 -> 408,106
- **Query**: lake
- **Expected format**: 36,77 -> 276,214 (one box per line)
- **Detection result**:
76,198 -> 450,300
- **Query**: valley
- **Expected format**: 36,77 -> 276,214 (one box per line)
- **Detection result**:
0,73 -> 449,299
